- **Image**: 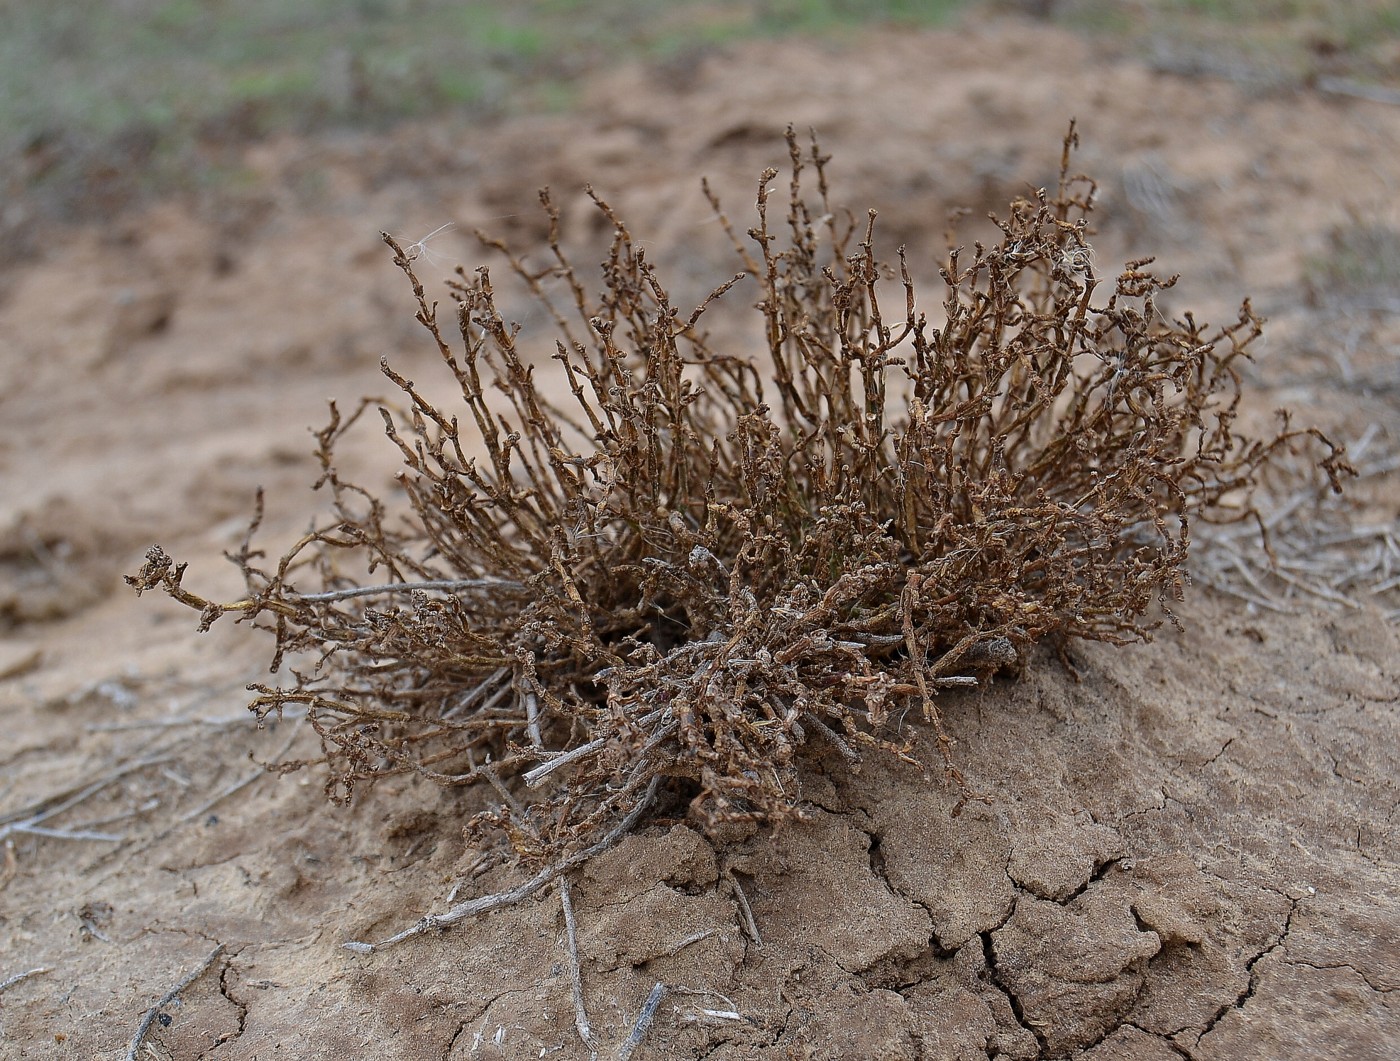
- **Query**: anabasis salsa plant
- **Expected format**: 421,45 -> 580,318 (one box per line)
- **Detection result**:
129,126 -> 1347,863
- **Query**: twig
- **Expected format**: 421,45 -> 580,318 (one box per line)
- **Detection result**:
523,737 -> 608,787
671,986 -> 742,1024
800,712 -> 861,766
726,871 -> 762,947
87,707 -> 307,733
0,967 -> 49,993
441,668 -> 510,720
169,769 -> 258,828
125,944 -> 226,1061
617,982 -> 667,1061
1194,569 -> 1290,614
933,675 -> 980,687
1223,549 -> 1292,611
1371,573 -> 1400,595
664,929 -> 719,956
289,579 -> 520,604
682,1007 -> 744,1023
174,722 -> 304,827
91,798 -> 172,831
1271,565 -> 1362,609
10,824 -> 124,842
344,778 -> 659,953
525,691 -> 543,749
0,752 -> 177,836
116,721 -> 305,862
522,709 -> 668,788
559,877 -> 598,1061
0,839 -> 15,888
1316,76 -> 1400,107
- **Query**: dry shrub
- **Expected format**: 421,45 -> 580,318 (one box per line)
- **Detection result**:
128,126 -> 1348,862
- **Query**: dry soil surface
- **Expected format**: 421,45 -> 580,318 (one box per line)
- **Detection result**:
1,20 -> 1397,1061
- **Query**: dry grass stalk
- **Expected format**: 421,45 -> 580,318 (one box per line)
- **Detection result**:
128,125 -> 1349,869
1195,425 -> 1395,618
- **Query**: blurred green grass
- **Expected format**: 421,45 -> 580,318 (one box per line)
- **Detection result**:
0,0 -> 968,221
0,0 -> 964,154
1,0 -> 1396,221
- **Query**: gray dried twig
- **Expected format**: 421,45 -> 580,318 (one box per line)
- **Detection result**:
125,944 -> 226,1061
617,982 -> 667,1061
0,967 -> 49,994
559,877 -> 598,1061
344,778 -> 659,953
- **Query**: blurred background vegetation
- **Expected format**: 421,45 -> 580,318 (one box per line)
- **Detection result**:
2,0 -> 1397,220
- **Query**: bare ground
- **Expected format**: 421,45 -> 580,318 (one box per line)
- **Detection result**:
1,20 -> 1397,1060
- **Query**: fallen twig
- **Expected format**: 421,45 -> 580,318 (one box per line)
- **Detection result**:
125,944 -> 225,1061
9,824 -> 124,843
87,707 -> 308,733
617,982 -> 667,1061
1316,76 -> 1400,107
726,871 -> 762,948
664,929 -> 719,956
559,877 -> 598,1061
112,721 -> 305,863
343,778 -> 659,954
175,722 -> 304,827
0,967 -> 49,994
0,751 -> 177,838
672,986 -> 743,1025
0,839 -> 15,889
684,1007 -> 744,1023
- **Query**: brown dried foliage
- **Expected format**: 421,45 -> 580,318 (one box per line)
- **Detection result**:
128,126 -> 1348,862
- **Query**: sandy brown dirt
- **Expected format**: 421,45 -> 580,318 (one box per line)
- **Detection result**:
1,19 -> 1397,1060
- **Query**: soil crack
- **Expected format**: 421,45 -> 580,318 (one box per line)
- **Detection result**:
442,1020 -> 469,1061
1125,1021 -> 1193,1059
980,928 -> 1050,1058
216,957 -> 248,1047
1201,735 -> 1236,768
1196,893 -> 1302,1043
1046,855 -> 1123,907
1284,958 -> 1396,995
